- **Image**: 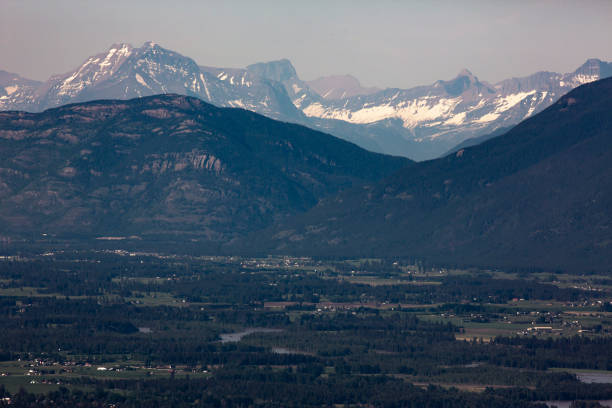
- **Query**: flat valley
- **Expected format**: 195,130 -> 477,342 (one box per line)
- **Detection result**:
1,251 -> 612,407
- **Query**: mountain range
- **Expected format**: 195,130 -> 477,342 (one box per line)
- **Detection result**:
2,74 -> 612,272
0,94 -> 407,246
252,77 -> 612,272
2,42 -> 611,160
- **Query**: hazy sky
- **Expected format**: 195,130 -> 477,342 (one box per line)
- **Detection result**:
1,0 -> 611,89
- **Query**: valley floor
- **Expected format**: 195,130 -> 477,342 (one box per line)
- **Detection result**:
0,251 -> 611,407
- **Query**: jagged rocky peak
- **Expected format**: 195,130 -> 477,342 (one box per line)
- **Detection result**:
139,41 -> 172,56
0,70 -> 41,87
95,42 -> 134,64
142,40 -> 159,49
0,70 -> 28,84
69,42 -> 134,78
100,42 -> 175,64
431,68 -> 495,97
109,42 -> 134,52
457,68 -> 475,78
246,58 -> 297,82
132,42 -> 196,67
573,58 -> 612,78
440,68 -> 480,96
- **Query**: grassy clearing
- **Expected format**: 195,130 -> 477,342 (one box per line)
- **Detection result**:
0,360 -> 211,393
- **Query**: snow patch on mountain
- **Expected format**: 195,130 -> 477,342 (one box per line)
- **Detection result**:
571,74 -> 599,86
199,73 -> 212,100
228,99 -> 245,108
493,90 -> 536,113
444,111 -> 467,125
303,97 -> 463,128
135,73 -> 150,88
4,86 -> 18,96
475,111 -> 500,124
240,76 -> 252,87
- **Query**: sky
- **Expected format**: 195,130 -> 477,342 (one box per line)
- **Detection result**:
1,0 -> 611,89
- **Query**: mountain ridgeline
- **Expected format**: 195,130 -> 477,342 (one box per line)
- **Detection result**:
2,49 -> 612,272
0,94 -> 409,245
1,42 -> 611,160
252,78 -> 612,272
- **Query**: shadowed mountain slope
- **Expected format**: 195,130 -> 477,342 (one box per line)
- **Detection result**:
0,94 -> 409,245
254,78 -> 612,272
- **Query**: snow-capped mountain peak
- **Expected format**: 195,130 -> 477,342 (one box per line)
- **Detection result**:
47,43 -> 135,104
1,43 -> 611,160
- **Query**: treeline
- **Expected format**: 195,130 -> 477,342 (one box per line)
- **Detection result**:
0,373 -> 551,408
0,259 -> 598,305
1,294 -> 611,372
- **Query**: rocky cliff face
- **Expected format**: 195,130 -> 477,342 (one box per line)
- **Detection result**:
0,94 -> 409,244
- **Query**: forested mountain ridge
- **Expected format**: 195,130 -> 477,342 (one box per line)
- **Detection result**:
0,94 -> 409,245
253,77 -> 612,272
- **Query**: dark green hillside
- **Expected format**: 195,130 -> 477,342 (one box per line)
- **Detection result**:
0,94 -> 409,244
258,78 -> 612,272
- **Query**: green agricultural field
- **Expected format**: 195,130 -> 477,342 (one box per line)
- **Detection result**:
0,253 -> 611,406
